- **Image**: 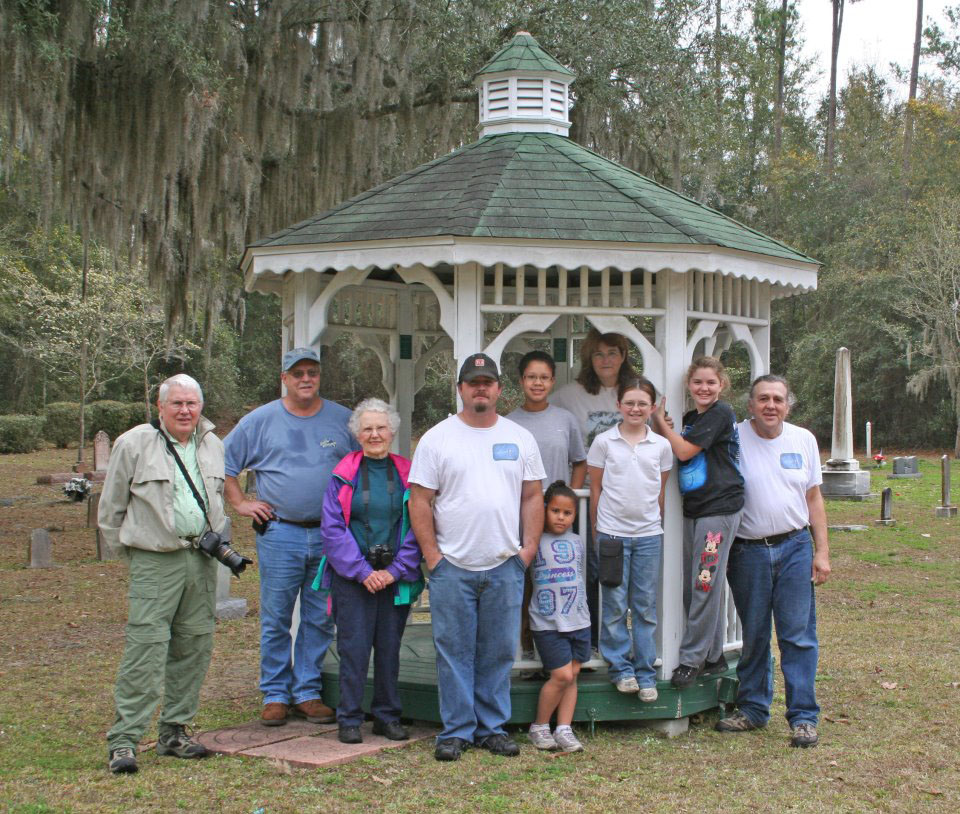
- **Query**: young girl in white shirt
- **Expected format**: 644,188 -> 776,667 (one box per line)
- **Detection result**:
587,377 -> 672,700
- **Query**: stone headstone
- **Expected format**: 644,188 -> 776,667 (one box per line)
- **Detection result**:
215,517 -> 248,619
29,528 -> 53,568
93,431 -> 111,472
865,421 -> 872,461
821,347 -> 871,500
875,487 -> 895,526
935,455 -> 957,517
889,456 -> 922,479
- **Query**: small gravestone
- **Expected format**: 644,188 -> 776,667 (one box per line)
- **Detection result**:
889,456 -> 922,479
29,528 -> 53,568
93,431 -> 111,471
935,455 -> 957,518
215,517 -> 247,619
875,487 -> 895,526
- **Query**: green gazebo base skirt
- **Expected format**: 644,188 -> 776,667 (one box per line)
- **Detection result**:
320,623 -> 739,728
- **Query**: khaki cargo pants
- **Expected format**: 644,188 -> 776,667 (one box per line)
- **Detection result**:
107,546 -> 217,752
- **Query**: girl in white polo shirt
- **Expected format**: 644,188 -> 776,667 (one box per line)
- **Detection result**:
587,377 -> 672,700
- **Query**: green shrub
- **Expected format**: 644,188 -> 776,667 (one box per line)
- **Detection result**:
88,400 -> 147,439
0,414 -> 45,453
42,402 -> 90,448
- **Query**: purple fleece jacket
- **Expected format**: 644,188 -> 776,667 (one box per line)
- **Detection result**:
320,451 -> 422,588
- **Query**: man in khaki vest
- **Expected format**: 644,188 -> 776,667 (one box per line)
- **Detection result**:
99,374 -> 228,774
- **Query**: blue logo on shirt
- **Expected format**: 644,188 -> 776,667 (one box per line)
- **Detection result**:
780,453 -> 803,470
492,443 -> 519,461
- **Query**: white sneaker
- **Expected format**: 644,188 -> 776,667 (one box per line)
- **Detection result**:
615,676 -> 640,693
638,686 -> 658,702
528,724 -> 558,751
552,725 -> 584,753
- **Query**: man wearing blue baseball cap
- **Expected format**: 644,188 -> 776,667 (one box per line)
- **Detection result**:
224,347 -> 358,726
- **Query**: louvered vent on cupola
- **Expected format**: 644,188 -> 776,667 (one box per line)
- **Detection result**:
473,31 -> 574,137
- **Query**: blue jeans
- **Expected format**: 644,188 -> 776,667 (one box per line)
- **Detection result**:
726,529 -> 820,727
597,533 -> 662,688
428,556 -> 525,742
256,521 -> 335,705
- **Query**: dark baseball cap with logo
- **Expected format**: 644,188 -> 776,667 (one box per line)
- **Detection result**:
458,353 -> 500,383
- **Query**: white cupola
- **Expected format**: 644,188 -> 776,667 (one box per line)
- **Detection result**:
473,31 -> 575,138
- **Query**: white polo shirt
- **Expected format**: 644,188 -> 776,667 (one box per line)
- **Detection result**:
587,424 -> 673,537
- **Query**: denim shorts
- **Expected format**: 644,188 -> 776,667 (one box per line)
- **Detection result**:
531,626 -> 591,671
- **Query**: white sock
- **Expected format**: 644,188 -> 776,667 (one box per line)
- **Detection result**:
529,723 -> 550,732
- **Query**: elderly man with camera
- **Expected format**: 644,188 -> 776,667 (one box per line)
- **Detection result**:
100,373 -> 249,774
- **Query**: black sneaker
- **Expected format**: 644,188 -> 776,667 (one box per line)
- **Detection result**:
702,655 -> 729,676
476,733 -> 520,756
108,746 -> 138,774
372,719 -> 409,741
157,725 -> 208,759
670,664 -> 699,689
338,725 -> 363,744
435,737 -> 470,761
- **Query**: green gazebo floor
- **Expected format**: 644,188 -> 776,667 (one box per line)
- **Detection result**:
320,623 -> 739,727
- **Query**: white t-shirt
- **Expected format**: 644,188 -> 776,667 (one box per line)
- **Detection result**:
550,382 -> 620,448
409,415 -> 546,571
737,419 -> 822,539
587,425 -> 673,537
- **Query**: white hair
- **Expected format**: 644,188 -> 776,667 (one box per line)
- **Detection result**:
348,397 -> 400,436
158,374 -> 204,406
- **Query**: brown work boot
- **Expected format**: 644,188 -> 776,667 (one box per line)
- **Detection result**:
260,702 -> 289,727
291,699 -> 336,724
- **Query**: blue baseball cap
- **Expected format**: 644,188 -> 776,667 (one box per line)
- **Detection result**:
282,347 -> 321,371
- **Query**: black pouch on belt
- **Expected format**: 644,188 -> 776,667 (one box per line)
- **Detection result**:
598,537 -> 624,587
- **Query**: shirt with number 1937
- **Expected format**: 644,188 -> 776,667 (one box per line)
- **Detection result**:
528,531 -> 590,633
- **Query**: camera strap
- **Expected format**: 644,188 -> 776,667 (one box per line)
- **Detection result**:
359,455 -> 398,554
151,419 -> 211,532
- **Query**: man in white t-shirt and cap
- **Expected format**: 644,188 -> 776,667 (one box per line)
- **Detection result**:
409,352 -> 546,762
715,374 -> 830,748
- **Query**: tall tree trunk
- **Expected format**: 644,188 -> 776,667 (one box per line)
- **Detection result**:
826,0 -> 845,171
78,232 -> 89,467
902,0 -> 923,182
773,0 -> 789,161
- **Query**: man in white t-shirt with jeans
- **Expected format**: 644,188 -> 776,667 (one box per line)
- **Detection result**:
715,375 -> 830,748
409,353 -> 546,762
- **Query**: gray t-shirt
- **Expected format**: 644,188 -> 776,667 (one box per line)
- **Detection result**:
528,531 -> 590,633
506,404 -> 586,488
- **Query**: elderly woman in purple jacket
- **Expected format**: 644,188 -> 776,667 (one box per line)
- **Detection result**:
317,398 -> 423,744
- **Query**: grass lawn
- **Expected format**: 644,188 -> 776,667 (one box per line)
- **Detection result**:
1,449 -> 958,813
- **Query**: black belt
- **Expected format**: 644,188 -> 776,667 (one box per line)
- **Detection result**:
735,528 -> 805,546
275,517 -> 323,529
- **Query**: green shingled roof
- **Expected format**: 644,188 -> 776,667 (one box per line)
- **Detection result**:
250,132 -> 815,265
475,32 -> 575,78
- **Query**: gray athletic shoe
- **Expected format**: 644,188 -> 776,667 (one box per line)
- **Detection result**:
528,724 -> 558,751
552,725 -> 584,753
108,746 -> 138,774
790,722 -> 819,748
715,710 -> 763,733
157,725 -> 208,759
638,686 -> 658,702
615,676 -> 640,693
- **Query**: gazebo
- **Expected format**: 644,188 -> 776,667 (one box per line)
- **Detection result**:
240,33 -> 819,732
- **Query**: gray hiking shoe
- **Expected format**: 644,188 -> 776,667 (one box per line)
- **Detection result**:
615,675 -> 640,693
528,724 -> 558,751
790,722 -> 819,748
157,725 -> 208,759
552,725 -> 584,753
715,710 -> 763,733
108,746 -> 138,774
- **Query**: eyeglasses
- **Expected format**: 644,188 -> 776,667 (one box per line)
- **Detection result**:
522,374 -> 554,383
285,367 -> 321,379
591,350 -> 623,361
620,400 -> 652,409
167,400 -> 202,411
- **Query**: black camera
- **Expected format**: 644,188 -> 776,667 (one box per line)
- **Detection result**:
197,530 -> 253,577
365,545 -> 395,570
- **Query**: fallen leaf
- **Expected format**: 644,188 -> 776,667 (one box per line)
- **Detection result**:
880,681 -> 898,690
371,775 -> 393,786
824,715 -> 850,725
828,760 -> 838,767
947,682 -> 960,689
918,788 -> 943,796
874,666 -> 884,674
921,533 -> 931,538
66,621 -> 79,628
268,757 -> 292,775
